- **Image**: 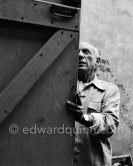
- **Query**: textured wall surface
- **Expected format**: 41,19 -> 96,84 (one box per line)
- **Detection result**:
80,0 -> 133,158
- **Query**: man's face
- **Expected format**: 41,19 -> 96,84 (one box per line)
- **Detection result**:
78,42 -> 97,76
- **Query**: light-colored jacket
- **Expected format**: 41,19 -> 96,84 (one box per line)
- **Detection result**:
74,76 -> 120,166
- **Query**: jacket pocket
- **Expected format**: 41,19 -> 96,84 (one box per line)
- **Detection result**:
88,101 -> 101,112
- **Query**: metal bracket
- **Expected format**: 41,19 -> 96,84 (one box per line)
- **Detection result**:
50,4 -> 78,20
0,0 -> 80,31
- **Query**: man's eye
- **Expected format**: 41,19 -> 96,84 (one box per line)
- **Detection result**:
82,49 -> 91,54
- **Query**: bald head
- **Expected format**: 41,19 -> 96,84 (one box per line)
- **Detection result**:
79,42 -> 100,60
78,41 -> 100,82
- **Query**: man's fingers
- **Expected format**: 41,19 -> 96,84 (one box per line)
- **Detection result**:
66,101 -> 83,115
66,101 -> 83,110
75,93 -> 82,105
66,101 -> 76,106
66,101 -> 77,109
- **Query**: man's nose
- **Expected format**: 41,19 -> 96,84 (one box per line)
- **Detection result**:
78,51 -> 85,60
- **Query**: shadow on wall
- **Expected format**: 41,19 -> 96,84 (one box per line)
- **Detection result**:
97,58 -> 133,157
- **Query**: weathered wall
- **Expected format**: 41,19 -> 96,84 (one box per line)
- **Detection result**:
80,0 -> 133,158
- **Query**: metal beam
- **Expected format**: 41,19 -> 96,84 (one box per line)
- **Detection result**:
0,0 -> 80,31
0,30 -> 77,124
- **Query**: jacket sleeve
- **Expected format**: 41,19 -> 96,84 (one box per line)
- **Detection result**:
89,83 -> 120,139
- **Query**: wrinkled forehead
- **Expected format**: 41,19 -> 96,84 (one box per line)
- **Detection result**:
79,42 -> 100,59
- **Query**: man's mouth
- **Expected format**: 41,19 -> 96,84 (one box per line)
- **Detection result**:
78,61 -> 86,67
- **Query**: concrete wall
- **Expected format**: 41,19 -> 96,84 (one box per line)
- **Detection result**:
80,0 -> 133,158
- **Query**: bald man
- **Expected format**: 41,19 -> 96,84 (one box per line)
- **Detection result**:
67,42 -> 120,166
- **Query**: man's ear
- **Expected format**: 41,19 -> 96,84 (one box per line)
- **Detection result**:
96,57 -> 101,63
94,63 -> 98,72
94,58 -> 100,72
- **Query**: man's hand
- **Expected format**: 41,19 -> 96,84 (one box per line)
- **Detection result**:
66,101 -> 94,127
81,114 -> 94,127
66,101 -> 84,122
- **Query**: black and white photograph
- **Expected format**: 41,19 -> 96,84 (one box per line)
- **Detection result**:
0,0 -> 132,166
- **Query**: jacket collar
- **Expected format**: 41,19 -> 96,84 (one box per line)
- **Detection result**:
82,75 -> 106,91
91,75 -> 105,91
